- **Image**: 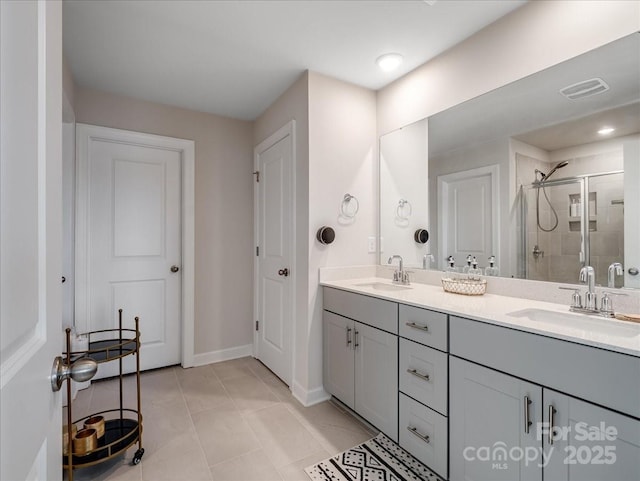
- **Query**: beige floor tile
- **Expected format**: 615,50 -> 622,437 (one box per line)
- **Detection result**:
65,456 -> 141,481
288,400 -> 368,435
175,364 -> 218,384
208,449 -> 283,481
311,423 -> 373,456
244,404 -> 324,468
222,374 -> 279,414
141,431 -> 211,481
180,375 -> 230,415
192,401 -> 261,466
245,358 -> 281,382
140,397 -> 194,453
211,358 -> 257,381
277,449 -> 331,481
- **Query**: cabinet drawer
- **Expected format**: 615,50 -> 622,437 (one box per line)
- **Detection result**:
399,338 -> 448,415
399,393 -> 448,480
399,304 -> 447,351
324,287 -> 398,334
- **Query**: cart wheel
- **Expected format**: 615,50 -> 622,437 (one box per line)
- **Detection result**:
132,448 -> 145,465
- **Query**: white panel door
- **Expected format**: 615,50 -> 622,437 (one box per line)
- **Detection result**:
623,138 -> 640,288
1,1 -> 63,479
438,166 -> 499,269
78,126 -> 182,376
256,128 -> 293,385
450,357 -> 542,481
543,389 -> 640,481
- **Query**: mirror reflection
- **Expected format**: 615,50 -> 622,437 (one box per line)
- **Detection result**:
379,33 -> 640,288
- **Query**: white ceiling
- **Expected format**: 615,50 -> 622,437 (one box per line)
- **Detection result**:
63,0 -> 526,121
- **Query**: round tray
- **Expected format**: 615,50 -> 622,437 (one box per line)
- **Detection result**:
65,328 -> 138,363
63,409 -> 142,468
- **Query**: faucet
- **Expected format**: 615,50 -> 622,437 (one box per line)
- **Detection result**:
607,262 -> 623,288
579,266 -> 596,310
388,255 -> 409,284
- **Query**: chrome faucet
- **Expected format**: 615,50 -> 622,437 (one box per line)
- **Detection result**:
388,255 -> 409,284
579,266 -> 597,310
607,262 -> 623,288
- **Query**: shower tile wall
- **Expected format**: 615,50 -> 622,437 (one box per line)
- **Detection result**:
517,149 -> 624,285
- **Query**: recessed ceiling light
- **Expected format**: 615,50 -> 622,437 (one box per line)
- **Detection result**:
376,53 -> 403,72
598,127 -> 615,135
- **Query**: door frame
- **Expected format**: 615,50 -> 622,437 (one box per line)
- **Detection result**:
437,164 -> 500,270
75,123 -> 196,367
253,120 -> 296,384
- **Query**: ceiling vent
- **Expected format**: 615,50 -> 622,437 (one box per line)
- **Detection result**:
559,78 -> 610,100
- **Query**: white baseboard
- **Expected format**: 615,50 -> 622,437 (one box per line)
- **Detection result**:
291,381 -> 331,407
192,344 -> 253,367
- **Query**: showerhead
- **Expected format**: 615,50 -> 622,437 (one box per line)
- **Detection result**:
538,161 -> 569,181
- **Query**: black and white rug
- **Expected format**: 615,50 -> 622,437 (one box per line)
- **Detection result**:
305,433 -> 443,481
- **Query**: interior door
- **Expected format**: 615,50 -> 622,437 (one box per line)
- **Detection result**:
438,166 -> 498,270
1,1 -> 63,479
77,125 -> 182,377
255,125 -> 293,385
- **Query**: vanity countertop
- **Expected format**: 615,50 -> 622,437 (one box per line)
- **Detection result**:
321,277 -> 640,357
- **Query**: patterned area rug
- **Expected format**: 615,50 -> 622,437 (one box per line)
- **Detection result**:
305,433 -> 443,481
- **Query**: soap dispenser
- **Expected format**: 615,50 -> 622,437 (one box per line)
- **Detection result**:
462,254 -> 473,274
468,257 -> 483,280
485,255 -> 500,277
445,255 -> 458,277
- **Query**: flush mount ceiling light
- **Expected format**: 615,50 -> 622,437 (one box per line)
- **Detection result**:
598,127 -> 615,135
376,53 -> 403,72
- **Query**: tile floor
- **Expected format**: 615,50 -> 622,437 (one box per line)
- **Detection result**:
64,357 -> 375,481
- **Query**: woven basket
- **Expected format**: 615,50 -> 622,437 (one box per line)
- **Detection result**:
441,277 -> 487,296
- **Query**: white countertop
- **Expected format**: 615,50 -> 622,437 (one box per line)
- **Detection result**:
321,277 -> 640,357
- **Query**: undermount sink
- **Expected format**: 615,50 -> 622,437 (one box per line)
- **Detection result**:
354,282 -> 413,292
507,308 -> 640,338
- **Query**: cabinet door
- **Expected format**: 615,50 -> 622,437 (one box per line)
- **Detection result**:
354,322 -> 398,441
543,389 -> 640,481
323,311 -> 355,409
450,357 -> 542,481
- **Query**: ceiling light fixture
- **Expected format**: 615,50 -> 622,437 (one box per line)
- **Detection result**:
376,53 -> 403,72
598,127 -> 615,135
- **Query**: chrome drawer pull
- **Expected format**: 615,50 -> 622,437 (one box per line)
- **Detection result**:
406,368 -> 430,382
524,396 -> 532,434
407,426 -> 430,444
346,327 -> 352,347
406,322 -> 428,332
548,405 -> 557,445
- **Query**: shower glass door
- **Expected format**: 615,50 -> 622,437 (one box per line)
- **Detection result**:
520,172 -> 624,284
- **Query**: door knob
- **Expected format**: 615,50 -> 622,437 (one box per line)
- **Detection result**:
278,268 -> 289,277
51,356 -> 98,392
170,265 -> 180,273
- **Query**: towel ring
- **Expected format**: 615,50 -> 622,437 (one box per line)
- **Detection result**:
341,194 -> 359,218
397,199 -> 412,219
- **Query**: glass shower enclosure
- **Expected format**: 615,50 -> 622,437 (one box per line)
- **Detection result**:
519,171 -> 624,286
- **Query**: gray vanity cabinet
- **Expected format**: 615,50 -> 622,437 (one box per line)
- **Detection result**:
543,389 -> 640,481
450,356 -> 543,481
322,288 -> 398,441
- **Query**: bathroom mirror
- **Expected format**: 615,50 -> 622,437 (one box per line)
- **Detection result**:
379,32 -> 640,288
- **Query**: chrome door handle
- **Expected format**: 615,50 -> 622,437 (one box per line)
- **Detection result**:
548,405 -> 557,445
170,265 -> 180,273
278,268 -> 289,277
407,426 -> 430,444
406,368 -> 430,382
51,356 -> 98,392
405,322 -> 428,332
524,396 -> 532,434
346,327 -> 352,347
354,330 -> 359,349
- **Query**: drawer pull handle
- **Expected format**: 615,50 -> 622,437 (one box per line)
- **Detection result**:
407,368 -> 430,382
548,405 -> 557,445
346,327 -> 352,347
354,330 -> 359,349
406,322 -> 428,332
407,426 -> 430,444
524,396 -> 532,434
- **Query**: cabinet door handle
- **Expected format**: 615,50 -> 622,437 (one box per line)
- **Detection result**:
405,322 -> 428,332
548,405 -> 557,445
354,330 -> 359,349
407,426 -> 430,444
346,327 -> 352,347
524,396 -> 532,434
406,368 -> 430,382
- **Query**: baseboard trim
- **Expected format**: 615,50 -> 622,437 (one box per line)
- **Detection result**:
192,344 -> 253,367
292,381 -> 331,407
